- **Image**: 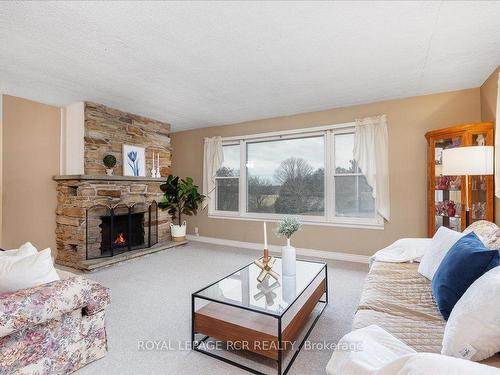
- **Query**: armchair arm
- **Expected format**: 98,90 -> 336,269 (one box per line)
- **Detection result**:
0,276 -> 110,338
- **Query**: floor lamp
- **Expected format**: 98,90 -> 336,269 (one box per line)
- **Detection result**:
442,146 -> 494,227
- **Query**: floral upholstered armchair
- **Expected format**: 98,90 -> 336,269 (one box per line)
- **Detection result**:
0,271 -> 110,374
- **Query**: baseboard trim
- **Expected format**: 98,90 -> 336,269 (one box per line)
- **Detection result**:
186,234 -> 370,264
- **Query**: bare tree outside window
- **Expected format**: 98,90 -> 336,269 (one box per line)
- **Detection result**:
247,176 -> 274,212
274,158 -> 324,215
246,137 -> 325,216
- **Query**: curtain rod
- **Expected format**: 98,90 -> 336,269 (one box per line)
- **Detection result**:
205,121 -> 357,143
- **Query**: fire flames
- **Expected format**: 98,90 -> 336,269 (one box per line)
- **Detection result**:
114,232 -> 126,245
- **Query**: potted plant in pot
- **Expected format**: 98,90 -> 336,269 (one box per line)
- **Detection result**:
103,154 -> 117,176
159,175 -> 204,242
275,217 -> 301,276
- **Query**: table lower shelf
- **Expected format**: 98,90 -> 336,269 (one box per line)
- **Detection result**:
193,277 -> 326,360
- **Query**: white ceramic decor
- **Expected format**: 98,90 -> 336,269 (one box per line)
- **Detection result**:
170,220 -> 187,242
282,238 -> 297,276
275,217 -> 301,276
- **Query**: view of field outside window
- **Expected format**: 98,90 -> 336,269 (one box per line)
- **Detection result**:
246,136 -> 325,215
334,133 -> 375,217
215,144 -> 239,211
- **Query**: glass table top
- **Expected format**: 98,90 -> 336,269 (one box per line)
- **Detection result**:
193,258 -> 326,316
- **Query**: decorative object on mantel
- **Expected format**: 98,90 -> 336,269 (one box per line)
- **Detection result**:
254,222 -> 279,282
159,175 -> 204,242
103,154 -> 117,176
156,153 -> 161,178
123,144 -> 146,177
151,152 -> 157,178
275,217 -> 301,276
151,152 -> 162,178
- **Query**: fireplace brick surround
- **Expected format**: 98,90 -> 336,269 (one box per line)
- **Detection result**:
54,102 -> 181,271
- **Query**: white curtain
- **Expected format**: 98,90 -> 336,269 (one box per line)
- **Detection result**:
202,136 -> 224,209
495,72 -> 500,198
353,115 -> 390,221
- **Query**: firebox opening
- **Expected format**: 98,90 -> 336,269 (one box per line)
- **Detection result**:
86,201 -> 158,260
100,212 -> 145,257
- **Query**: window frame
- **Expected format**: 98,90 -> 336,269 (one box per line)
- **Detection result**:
209,123 -> 384,229
212,141 -> 241,216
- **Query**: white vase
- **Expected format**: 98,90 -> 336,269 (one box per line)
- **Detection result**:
106,168 -> 114,176
170,221 -> 187,242
282,238 -> 296,276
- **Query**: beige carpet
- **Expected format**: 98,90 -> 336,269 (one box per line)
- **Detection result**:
77,240 -> 368,375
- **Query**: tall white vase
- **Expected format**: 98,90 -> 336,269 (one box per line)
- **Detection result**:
282,238 -> 296,276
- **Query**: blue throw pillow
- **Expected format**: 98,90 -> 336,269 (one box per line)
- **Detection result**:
432,231 -> 500,320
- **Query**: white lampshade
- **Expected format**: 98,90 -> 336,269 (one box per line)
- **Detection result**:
442,146 -> 494,176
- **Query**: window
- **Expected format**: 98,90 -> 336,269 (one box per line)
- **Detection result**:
211,123 -> 383,229
215,144 -> 240,212
333,133 -> 375,218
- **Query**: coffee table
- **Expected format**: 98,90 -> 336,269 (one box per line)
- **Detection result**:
191,257 -> 328,375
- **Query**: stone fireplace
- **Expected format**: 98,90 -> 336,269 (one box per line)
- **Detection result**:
54,176 -> 175,270
54,102 -> 180,271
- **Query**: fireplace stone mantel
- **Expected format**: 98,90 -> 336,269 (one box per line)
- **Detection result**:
53,175 -> 167,183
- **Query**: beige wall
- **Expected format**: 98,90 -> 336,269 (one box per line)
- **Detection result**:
171,89 -> 481,256
480,66 -> 499,123
0,77 -> 492,256
480,65 -> 500,224
2,95 -> 60,252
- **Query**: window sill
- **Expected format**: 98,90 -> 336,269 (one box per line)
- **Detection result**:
207,212 -> 385,230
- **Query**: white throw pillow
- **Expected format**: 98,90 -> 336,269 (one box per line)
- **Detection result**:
371,238 -> 431,264
0,242 -> 38,260
326,325 -> 416,375
0,248 -> 60,294
442,266 -> 500,362
418,227 -> 464,280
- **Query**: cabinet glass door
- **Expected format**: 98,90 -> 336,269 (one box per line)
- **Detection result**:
470,132 -> 489,222
433,136 -> 462,233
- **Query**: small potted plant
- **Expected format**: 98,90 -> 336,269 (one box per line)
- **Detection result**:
103,154 -> 117,176
159,175 -> 204,242
275,217 -> 301,276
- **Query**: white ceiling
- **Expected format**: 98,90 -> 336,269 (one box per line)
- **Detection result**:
1,1 -> 500,132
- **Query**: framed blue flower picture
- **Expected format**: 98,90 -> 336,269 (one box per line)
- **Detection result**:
122,144 -> 146,177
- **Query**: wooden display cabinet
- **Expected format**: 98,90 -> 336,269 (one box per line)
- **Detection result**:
425,122 -> 494,237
